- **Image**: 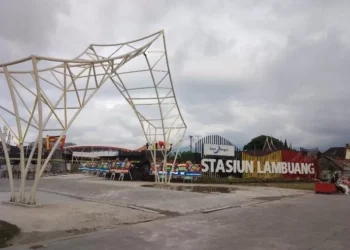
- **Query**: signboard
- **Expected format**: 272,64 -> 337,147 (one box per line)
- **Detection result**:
46,135 -> 66,150
150,170 -> 201,176
149,161 -> 202,177
79,161 -> 133,174
201,159 -> 315,175
110,169 -> 129,173
203,144 -> 235,157
73,151 -> 119,158
78,167 -> 110,172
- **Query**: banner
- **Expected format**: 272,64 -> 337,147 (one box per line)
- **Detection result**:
203,144 -> 235,157
150,170 -> 201,176
149,161 -> 201,177
78,167 -> 109,173
110,169 -> 129,173
242,151 -> 282,179
201,158 -> 315,175
150,162 -> 201,172
110,161 -> 131,173
281,150 -> 317,179
79,160 -> 134,174
46,135 -> 66,150
73,151 -> 119,158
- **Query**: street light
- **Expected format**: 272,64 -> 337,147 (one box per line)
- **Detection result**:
189,135 -> 201,152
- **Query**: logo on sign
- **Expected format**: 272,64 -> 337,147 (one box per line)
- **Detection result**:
213,146 -> 220,154
204,144 -> 235,157
210,145 -> 228,154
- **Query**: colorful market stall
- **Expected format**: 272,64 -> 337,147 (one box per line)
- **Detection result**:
149,161 -> 202,178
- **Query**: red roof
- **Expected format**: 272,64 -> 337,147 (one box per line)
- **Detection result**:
325,156 -> 350,170
63,145 -> 141,152
135,145 -> 147,151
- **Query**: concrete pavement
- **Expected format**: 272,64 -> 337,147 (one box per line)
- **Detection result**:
2,174 -> 348,249
7,193 -> 350,250
37,175 -> 310,214
1,175 -> 309,215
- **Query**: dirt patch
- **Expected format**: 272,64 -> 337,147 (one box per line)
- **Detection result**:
142,184 -> 237,194
29,245 -> 46,249
0,220 -> 20,248
10,217 -> 170,247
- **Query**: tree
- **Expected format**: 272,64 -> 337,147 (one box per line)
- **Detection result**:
243,135 -> 283,151
178,151 -> 196,163
168,150 -> 195,163
283,139 -> 288,149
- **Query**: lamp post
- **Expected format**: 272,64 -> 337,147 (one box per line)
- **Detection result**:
189,135 -> 201,152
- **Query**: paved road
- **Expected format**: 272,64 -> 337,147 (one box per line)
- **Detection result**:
9,193 -> 350,250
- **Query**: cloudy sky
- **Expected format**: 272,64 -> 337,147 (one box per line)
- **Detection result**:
1,0 -> 350,151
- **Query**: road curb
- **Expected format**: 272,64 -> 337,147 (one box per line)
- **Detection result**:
201,205 -> 234,213
126,205 -> 161,214
38,188 -> 85,200
2,201 -> 43,208
38,188 -> 163,215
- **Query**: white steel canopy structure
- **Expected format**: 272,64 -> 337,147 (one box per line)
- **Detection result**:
0,30 -> 186,204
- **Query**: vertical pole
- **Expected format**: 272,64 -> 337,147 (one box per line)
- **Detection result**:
168,145 -> 181,183
189,135 -> 193,152
23,137 -> 39,179
64,63 -> 67,129
28,56 -> 43,205
163,149 -> 167,183
153,141 -> 158,182
18,144 -> 26,202
0,126 -> 15,201
144,50 -> 167,183
4,65 -> 25,202
38,134 -> 66,178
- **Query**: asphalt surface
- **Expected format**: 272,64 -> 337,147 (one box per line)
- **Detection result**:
8,191 -> 350,250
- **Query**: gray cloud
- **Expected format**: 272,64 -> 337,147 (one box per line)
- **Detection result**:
0,0 -> 70,61
1,0 -> 350,151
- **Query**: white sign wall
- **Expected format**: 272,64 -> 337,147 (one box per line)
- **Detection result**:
72,151 -> 119,158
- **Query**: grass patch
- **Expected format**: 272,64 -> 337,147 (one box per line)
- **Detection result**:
193,176 -> 316,191
0,220 -> 20,248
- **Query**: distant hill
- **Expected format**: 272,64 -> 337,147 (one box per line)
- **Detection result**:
172,145 -> 190,152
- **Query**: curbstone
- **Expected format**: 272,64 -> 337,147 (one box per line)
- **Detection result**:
2,201 -> 43,208
202,205 -> 233,213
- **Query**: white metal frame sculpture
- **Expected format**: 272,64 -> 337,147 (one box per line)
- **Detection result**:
0,30 -> 186,204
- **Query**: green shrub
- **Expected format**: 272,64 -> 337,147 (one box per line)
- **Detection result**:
194,176 -> 316,184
